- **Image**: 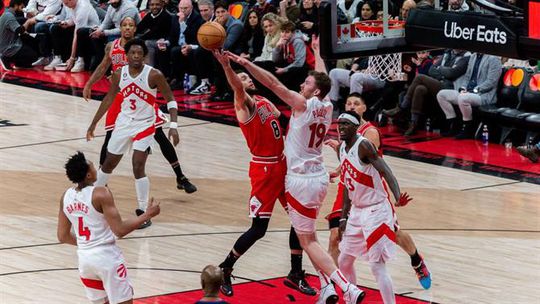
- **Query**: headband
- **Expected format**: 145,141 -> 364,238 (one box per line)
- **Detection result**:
338,113 -> 360,125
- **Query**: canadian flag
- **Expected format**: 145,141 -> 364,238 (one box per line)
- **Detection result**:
337,24 -> 356,43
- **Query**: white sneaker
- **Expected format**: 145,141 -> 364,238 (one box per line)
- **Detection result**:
0,57 -> 10,70
188,81 -> 210,95
70,57 -> 85,72
44,56 -> 62,71
32,56 -> 50,66
343,285 -> 365,304
316,284 -> 339,304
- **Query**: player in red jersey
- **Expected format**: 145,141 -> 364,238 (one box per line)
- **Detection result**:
325,93 -> 432,290
82,16 -> 196,194
212,50 -> 316,298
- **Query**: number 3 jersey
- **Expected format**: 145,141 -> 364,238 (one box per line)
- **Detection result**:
339,135 -> 389,208
239,95 -> 284,158
118,64 -> 157,122
285,97 -> 333,175
63,186 -> 116,249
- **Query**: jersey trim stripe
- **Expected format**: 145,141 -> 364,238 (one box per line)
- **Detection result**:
285,192 -> 317,219
133,125 -> 156,141
366,223 -> 396,250
80,277 -> 105,290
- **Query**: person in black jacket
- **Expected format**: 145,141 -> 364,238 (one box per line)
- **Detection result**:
157,0 -> 204,88
239,9 -> 264,61
136,0 -> 173,70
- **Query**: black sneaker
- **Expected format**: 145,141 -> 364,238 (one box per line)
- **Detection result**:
135,209 -> 152,229
283,270 -> 317,296
177,176 -> 197,194
220,267 -> 234,297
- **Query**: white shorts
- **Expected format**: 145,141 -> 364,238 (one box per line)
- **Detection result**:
107,113 -> 155,155
285,172 -> 329,234
77,245 -> 133,304
339,201 -> 397,263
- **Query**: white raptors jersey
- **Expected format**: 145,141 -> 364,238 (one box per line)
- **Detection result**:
118,64 -> 157,121
62,186 -> 116,249
340,135 -> 389,208
285,97 -> 333,175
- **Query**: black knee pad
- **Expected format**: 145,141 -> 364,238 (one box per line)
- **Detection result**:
289,226 -> 302,250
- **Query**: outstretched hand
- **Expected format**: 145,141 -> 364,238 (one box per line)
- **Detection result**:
224,51 -> 249,66
395,192 -> 412,207
311,34 -> 320,52
212,49 -> 230,66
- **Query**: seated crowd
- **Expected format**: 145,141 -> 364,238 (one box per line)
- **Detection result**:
0,0 -> 538,157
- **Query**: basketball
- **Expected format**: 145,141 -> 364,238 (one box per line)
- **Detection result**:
197,22 -> 226,50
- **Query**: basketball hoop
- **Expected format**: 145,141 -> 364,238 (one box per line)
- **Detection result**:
355,20 -> 406,34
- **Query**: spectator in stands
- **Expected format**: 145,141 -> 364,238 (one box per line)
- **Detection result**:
43,5 -> 76,70
400,0 -> 416,20
240,9 -> 264,60
209,1 -> 244,100
272,20 -> 313,89
253,12 -> 282,68
161,0 -> 178,15
186,0 -> 214,95
253,0 -> 277,17
447,0 -> 470,11
79,0 -> 140,71
517,142 -> 540,163
136,0 -> 172,69
22,0 -> 61,66
60,0 -> 100,72
279,0 -> 300,23
297,0 -> 318,39
385,49 -> 470,136
163,0 -> 203,89
0,0 -> 39,69
337,0 -> 363,23
437,53 -> 502,139
195,265 -> 229,304
353,1 -> 376,22
197,0 -> 214,22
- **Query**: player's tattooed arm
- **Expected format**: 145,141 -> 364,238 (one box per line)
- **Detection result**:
83,42 -> 113,101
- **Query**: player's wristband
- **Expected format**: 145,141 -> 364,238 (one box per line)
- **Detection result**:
339,218 -> 348,222
167,100 -> 178,110
169,122 -> 178,129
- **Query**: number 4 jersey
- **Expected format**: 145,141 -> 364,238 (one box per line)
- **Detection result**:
285,97 -> 333,175
63,186 -> 116,249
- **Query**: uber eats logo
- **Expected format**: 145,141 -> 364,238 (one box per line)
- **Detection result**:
444,21 -> 507,44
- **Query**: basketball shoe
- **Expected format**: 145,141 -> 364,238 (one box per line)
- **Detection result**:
413,257 -> 432,289
283,270 -> 317,296
316,283 -> 338,304
219,266 -> 234,296
177,176 -> 197,194
135,209 -> 152,229
343,285 -> 365,304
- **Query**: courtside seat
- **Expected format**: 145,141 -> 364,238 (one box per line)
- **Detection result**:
478,68 -> 525,122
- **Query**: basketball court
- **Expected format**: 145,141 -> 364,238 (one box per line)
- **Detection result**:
1,0 -> 540,303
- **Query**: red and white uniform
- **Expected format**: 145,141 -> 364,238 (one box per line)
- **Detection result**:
105,39 -> 166,132
239,95 -> 287,219
62,186 -> 133,304
107,64 -> 157,155
338,135 -> 397,262
327,122 -> 382,224
284,97 -> 333,233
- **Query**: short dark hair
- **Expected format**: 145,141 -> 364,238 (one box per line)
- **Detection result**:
9,0 -> 24,7
309,71 -> 331,99
214,1 -> 227,11
342,110 -> 362,122
124,38 -> 148,56
65,151 -> 89,184
347,92 -> 365,104
280,20 -> 296,32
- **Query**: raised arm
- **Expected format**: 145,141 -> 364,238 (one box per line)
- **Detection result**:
226,51 -> 307,113
311,35 -> 327,74
95,187 -> 160,238
358,139 -> 411,207
213,50 -> 254,123
57,192 -> 76,245
83,42 -> 113,101
86,69 -> 121,141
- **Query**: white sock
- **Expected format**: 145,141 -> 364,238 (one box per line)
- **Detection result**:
95,168 -> 110,187
135,176 -> 150,211
330,269 -> 351,292
338,253 -> 357,285
318,269 -> 331,289
370,261 -> 395,304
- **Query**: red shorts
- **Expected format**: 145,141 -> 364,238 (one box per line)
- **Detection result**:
105,93 -> 166,131
326,182 -> 345,228
248,156 -> 287,219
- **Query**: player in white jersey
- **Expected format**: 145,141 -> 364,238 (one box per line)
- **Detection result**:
57,151 -> 160,304
227,51 -> 365,304
337,111 -> 412,304
87,38 -> 179,229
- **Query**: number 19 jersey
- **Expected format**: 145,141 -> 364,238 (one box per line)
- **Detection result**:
63,186 -> 116,250
285,97 -> 333,175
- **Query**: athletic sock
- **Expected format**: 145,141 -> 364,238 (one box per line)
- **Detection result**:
135,176 -> 149,211
291,254 -> 302,273
410,250 -> 422,267
172,163 -> 184,181
220,250 -> 240,268
318,270 -> 332,289
95,168 -> 110,187
330,269 -> 351,292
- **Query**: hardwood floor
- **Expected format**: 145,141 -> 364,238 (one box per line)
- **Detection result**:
0,83 -> 539,303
